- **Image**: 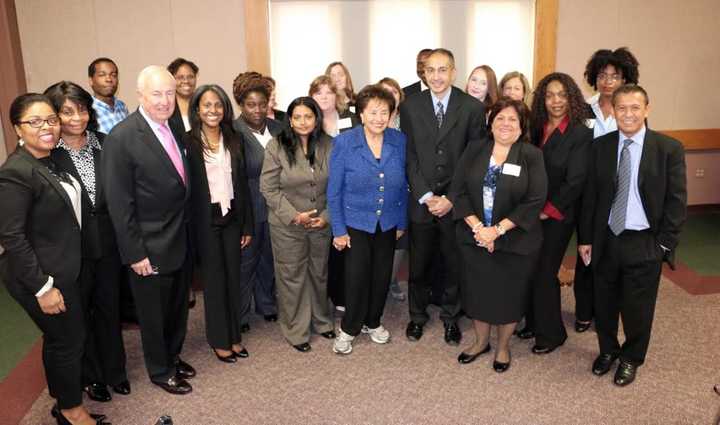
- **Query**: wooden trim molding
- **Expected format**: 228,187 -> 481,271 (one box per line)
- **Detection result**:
659,129 -> 720,151
0,0 -> 27,156
244,0 -> 271,75
533,0 -> 559,83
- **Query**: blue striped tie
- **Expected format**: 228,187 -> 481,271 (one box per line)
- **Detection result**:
609,139 -> 633,235
436,101 -> 444,128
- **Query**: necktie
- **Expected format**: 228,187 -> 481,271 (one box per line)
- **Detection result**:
436,101 -> 444,128
157,124 -> 186,185
609,139 -> 633,235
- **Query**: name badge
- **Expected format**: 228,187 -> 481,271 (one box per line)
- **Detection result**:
502,163 -> 521,177
338,117 -> 353,130
585,118 -> 596,129
349,106 -> 356,114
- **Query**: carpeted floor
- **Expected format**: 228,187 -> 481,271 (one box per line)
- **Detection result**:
19,277 -> 720,425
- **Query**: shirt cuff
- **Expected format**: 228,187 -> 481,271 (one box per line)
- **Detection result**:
542,201 -> 565,221
419,192 -> 434,205
35,276 -> 54,297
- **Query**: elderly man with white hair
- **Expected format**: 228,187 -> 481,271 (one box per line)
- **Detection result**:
103,65 -> 195,395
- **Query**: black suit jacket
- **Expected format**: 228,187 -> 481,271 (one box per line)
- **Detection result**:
50,131 -> 118,259
0,147 -> 82,294
184,129 -> 254,265
169,106 -> 188,140
102,110 -> 191,272
533,123 -> 592,223
402,81 -> 422,98
579,129 -> 687,266
232,117 -> 283,223
453,139 -> 547,255
400,86 -> 486,223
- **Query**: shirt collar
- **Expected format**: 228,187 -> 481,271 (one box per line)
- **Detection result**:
93,96 -> 121,111
431,89 -> 451,112
545,115 -> 570,135
57,131 -> 101,152
139,105 -> 167,131
619,125 -> 646,147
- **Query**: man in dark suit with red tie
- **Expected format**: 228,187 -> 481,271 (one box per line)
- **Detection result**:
578,84 -> 686,386
103,66 -> 195,395
400,48 -> 486,345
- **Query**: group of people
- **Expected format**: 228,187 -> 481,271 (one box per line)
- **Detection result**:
0,45 -> 687,425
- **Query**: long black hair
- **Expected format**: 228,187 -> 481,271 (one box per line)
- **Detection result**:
530,72 -> 590,145
278,97 -> 324,167
43,81 -> 99,132
188,84 -> 239,155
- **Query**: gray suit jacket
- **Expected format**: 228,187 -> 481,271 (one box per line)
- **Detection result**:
233,118 -> 283,223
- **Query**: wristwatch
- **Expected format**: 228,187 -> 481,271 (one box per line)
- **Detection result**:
495,223 -> 506,236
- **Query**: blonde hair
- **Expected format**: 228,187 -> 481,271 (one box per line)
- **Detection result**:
499,71 -> 531,105
309,75 -> 346,113
325,61 -> 355,104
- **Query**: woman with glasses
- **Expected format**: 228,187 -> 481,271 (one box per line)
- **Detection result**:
167,58 -> 199,132
0,93 -> 109,424
45,81 -> 130,403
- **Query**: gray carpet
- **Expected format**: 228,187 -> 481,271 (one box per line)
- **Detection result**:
21,278 -> 720,425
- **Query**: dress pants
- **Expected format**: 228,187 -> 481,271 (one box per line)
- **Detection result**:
594,228 -> 662,365
532,218 -> 575,347
201,218 -> 246,349
269,222 -> 334,345
78,255 -> 128,387
341,225 -> 396,336
573,245 -> 594,322
408,215 -> 461,326
9,282 -> 85,409
239,220 -> 277,323
327,245 -> 345,307
129,261 -> 190,383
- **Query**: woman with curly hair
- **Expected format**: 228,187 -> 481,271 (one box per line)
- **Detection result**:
527,73 -> 592,355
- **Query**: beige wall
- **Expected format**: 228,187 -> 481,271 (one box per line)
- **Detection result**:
557,0 -> 720,205
15,0 -> 248,111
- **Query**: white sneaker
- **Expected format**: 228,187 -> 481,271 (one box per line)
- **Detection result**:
365,325 -> 390,344
332,329 -> 354,355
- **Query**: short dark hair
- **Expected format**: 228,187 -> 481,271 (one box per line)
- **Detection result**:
88,57 -> 117,77
530,72 -> 590,144
188,84 -> 239,155
488,97 -> 531,144
167,57 -> 199,76
44,81 -> 99,132
9,93 -> 55,126
355,84 -> 396,116
278,97 -> 324,167
428,48 -> 455,68
611,84 -> 650,106
417,48 -> 433,59
584,47 -> 639,90
232,71 -> 271,105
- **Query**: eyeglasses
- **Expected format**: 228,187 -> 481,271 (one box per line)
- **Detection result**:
18,116 -> 61,128
598,73 -> 622,82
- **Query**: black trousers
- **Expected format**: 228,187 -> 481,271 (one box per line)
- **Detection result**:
239,220 -> 277,321
328,243 -> 345,307
594,228 -> 662,365
9,282 -> 85,409
573,249 -> 595,322
341,225 -> 396,336
78,255 -> 127,386
532,218 -> 575,347
129,260 -> 190,382
201,220 -> 246,349
408,216 -> 461,326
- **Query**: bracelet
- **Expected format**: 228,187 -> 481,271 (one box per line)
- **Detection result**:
471,223 -> 482,233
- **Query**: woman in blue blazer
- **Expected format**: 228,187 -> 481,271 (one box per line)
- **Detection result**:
327,85 -> 408,355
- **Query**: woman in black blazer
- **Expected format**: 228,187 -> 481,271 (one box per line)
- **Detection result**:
528,73 -> 592,355
0,93 -> 108,424
452,98 -> 547,373
45,81 -> 130,402
184,84 -> 254,362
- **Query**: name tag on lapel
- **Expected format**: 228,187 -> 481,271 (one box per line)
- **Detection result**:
338,117 -> 353,130
349,106 -> 356,114
502,163 -> 521,177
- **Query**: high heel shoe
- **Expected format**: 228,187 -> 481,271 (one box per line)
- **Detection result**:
493,352 -> 511,373
213,349 -> 237,363
232,348 -> 249,358
457,344 -> 491,364
53,406 -> 109,424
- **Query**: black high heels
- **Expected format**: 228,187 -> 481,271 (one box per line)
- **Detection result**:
213,349 -> 237,363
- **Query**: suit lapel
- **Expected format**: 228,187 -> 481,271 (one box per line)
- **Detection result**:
51,148 -> 94,209
20,149 -> 79,226
473,142 -> 492,217
638,130 -> 656,209
492,142 -> 521,223
379,139 -> 396,169
436,87 -> 461,143
419,91 -> 439,139
137,114 -> 185,187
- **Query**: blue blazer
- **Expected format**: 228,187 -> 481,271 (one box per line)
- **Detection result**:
327,125 -> 408,236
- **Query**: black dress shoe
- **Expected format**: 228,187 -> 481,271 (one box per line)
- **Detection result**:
84,382 -> 111,402
613,361 -> 637,386
112,380 -> 131,395
406,321 -> 424,341
153,376 -> 192,395
233,348 -> 249,358
515,326 -> 535,339
493,353 -> 511,373
293,342 -> 312,352
575,320 -> 592,333
53,408 -> 109,425
457,344 -> 491,364
240,323 -> 250,333
264,314 -> 278,322
320,330 -> 336,339
51,404 -> 107,421
532,340 -> 564,355
174,358 -> 196,379
214,349 -> 237,363
592,353 -> 619,376
444,323 -> 462,346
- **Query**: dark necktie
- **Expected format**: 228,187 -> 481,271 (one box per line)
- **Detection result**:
609,139 -> 633,235
436,101 -> 444,128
